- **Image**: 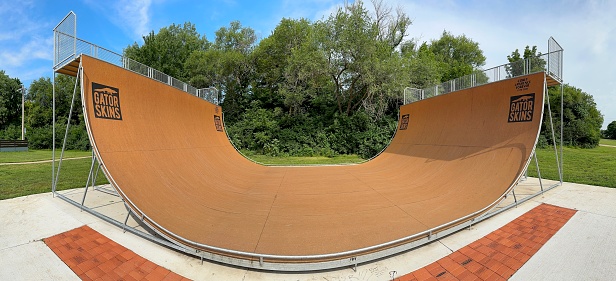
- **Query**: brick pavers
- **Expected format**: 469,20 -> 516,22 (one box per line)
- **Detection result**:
43,203 -> 575,280
396,203 -> 577,281
44,225 -> 190,281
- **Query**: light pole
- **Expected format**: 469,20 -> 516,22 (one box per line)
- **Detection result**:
21,85 -> 25,140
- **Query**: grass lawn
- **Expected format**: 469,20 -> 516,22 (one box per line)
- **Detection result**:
0,150 -> 107,200
0,149 -> 92,164
529,145 -> 616,188
601,138 -> 616,146
243,152 -> 364,165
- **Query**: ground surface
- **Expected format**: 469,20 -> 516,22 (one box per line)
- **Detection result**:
2,179 -> 615,280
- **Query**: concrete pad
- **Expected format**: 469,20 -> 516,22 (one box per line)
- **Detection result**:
511,211 -> 616,280
0,241 -> 79,281
2,179 -> 615,281
0,193 -> 83,250
540,182 -> 616,216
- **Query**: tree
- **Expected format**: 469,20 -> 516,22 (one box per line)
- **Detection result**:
317,0 -> 411,116
26,77 -> 53,128
506,46 -> 546,78
184,21 -> 256,122
124,22 -> 209,81
214,21 -> 256,54
252,18 -> 327,114
427,31 -> 486,82
543,84 -> 603,148
372,0 -> 412,51
0,70 -> 22,131
605,121 -> 616,139
402,42 -> 442,89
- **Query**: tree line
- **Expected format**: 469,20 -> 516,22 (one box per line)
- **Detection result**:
0,0 -> 608,155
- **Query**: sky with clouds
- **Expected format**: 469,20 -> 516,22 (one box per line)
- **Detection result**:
0,0 -> 614,128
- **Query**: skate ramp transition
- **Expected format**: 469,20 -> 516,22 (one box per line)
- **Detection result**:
80,55 -> 545,270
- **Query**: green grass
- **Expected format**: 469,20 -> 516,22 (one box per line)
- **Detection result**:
600,138 -> 616,146
0,149 -> 92,164
528,145 -> 616,188
242,151 -> 364,165
0,157 -> 109,200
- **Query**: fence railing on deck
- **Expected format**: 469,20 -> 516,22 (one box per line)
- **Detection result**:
404,40 -> 563,104
53,15 -> 219,105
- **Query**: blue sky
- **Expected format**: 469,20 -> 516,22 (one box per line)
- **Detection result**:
1,0 -> 614,128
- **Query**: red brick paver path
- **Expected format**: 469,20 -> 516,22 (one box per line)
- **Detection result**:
44,225 -> 190,281
396,203 -> 577,280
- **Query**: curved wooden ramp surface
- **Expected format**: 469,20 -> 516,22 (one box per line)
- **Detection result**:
80,55 -> 545,270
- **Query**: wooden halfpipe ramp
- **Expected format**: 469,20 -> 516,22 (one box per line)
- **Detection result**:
79,55 -> 545,270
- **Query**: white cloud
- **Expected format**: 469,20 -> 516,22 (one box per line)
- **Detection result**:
0,1 -> 54,84
0,36 -> 53,67
114,0 -> 153,38
84,0 -> 153,40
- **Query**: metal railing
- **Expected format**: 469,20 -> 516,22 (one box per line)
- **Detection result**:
53,15 -> 219,105
404,48 -> 563,104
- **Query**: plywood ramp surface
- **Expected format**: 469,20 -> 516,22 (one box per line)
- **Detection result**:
80,55 -> 545,261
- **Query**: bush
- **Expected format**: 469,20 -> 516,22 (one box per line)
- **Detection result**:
606,121 -> 616,139
0,124 -> 21,140
226,106 -> 397,159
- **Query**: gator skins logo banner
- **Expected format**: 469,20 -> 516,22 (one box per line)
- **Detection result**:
92,82 -> 123,120
214,115 -> 223,132
399,114 -> 410,130
508,93 -> 535,123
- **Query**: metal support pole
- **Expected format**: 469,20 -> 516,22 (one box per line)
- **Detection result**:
544,80 -> 562,183
560,83 -> 564,183
534,152 -> 544,194
512,189 -> 518,206
21,85 -> 25,140
53,65 -> 81,192
123,208 -> 131,233
80,151 -> 96,211
52,72 -> 56,195
92,162 -> 101,189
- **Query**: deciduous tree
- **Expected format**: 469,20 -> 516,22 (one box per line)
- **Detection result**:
124,22 -> 209,81
0,70 -> 22,130
427,31 -> 486,82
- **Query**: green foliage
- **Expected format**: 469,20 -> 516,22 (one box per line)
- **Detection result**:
605,121 -> 616,139
124,22 -> 209,81
0,70 -> 22,131
226,102 -> 396,158
403,43 -> 442,88
0,73 -> 90,150
427,31 -> 486,82
316,1 -> 411,117
506,46 -> 546,78
0,124 -> 21,139
542,85 -> 603,148
184,21 -> 256,122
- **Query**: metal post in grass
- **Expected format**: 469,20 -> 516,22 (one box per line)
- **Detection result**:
21,85 -> 25,140
52,72 -> 56,194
